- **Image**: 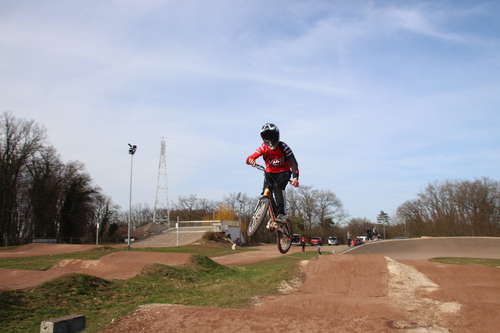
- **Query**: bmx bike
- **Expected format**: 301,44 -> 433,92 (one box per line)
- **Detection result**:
247,164 -> 293,254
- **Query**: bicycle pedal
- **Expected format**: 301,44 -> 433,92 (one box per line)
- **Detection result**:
266,221 -> 278,230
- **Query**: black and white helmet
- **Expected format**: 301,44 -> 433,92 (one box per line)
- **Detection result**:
260,123 -> 280,150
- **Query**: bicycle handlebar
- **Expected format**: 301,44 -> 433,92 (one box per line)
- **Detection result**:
253,164 -> 266,172
251,163 -> 299,187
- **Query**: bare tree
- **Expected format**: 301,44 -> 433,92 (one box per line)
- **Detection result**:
173,195 -> 199,220
222,192 -> 253,221
294,185 -> 317,231
130,203 -> 154,228
0,111 -> 127,245
58,161 -> 97,240
197,198 -> 216,220
395,178 -> 500,237
0,111 -> 47,244
316,189 -> 348,227
90,194 -> 120,241
287,185 -> 346,233
171,195 -> 217,221
26,146 -> 65,238
345,217 -> 373,238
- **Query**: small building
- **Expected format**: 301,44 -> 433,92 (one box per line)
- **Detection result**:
216,220 -> 243,244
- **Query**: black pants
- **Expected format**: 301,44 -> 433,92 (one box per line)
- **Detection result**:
263,171 -> 291,215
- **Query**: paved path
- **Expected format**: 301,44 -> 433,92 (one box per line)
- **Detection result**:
343,237 -> 500,259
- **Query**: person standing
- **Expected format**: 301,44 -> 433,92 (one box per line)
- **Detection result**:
365,227 -> 371,241
301,236 -> 307,253
347,231 -> 352,247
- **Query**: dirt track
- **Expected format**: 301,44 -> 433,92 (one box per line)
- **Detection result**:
1,238 -> 500,332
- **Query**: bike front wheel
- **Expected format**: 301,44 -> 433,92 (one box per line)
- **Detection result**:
247,197 -> 269,237
277,220 -> 293,254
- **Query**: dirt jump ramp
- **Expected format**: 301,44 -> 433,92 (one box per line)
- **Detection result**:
0,252 -> 193,290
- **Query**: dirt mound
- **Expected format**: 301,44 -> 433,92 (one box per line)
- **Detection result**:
0,243 -> 101,258
0,251 -> 194,290
99,251 -> 193,266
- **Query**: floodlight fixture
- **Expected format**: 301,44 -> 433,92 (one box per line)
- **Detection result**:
127,143 -> 137,251
128,143 -> 137,155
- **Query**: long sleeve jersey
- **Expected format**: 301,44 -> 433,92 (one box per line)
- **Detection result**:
247,142 -> 299,179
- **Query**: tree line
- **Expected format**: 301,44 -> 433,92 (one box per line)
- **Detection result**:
0,111 -> 121,245
394,178 -> 500,238
167,187 -> 348,244
1,111 -> 499,246
0,112 -> 349,245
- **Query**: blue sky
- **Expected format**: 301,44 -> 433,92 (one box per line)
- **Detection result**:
1,0 -> 499,222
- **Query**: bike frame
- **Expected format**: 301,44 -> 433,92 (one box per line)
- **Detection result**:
262,188 -> 278,223
248,164 -> 293,254
255,165 -> 281,226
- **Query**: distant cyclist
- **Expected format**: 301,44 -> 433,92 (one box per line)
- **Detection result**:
246,123 -> 299,223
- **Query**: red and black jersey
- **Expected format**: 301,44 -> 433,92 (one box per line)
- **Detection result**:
247,142 -> 299,179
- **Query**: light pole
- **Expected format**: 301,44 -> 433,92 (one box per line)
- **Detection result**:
127,143 -> 137,251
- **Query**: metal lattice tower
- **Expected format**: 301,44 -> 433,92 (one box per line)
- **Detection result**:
153,138 -> 170,228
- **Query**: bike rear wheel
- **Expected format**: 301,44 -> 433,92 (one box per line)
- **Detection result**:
247,197 -> 269,237
277,220 -> 293,254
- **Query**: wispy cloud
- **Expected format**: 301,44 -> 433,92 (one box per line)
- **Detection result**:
1,0 -> 499,219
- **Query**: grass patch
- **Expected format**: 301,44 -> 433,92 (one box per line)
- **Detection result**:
429,257 -> 500,267
0,247 -> 308,333
0,246 -> 20,251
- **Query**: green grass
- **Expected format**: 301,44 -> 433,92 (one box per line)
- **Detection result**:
0,245 -> 315,333
429,257 -> 500,267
